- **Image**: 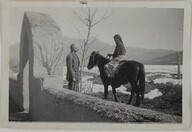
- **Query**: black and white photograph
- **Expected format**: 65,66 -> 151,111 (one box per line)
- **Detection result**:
1,0 -> 191,130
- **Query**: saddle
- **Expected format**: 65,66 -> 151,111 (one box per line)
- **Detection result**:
104,59 -> 126,78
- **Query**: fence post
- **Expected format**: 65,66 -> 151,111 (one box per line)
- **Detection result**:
177,52 -> 181,79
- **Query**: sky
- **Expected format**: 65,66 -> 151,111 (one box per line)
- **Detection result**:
9,7 -> 184,51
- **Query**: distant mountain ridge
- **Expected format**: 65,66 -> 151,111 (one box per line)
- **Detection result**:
144,51 -> 183,65
9,36 -> 182,72
61,36 -> 182,65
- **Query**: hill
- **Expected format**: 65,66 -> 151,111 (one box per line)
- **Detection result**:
144,51 -> 183,65
61,36 -> 182,65
9,36 -> 182,72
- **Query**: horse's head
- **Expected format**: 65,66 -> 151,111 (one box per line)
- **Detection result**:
87,51 -> 99,70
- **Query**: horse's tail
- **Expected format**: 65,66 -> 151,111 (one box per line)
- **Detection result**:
139,64 -> 145,100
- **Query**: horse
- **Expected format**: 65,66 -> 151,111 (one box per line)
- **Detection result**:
87,51 -> 145,106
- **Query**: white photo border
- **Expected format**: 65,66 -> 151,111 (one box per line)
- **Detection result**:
0,0 -> 191,130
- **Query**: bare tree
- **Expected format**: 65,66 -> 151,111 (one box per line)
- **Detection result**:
34,33 -> 64,75
72,7 -> 111,83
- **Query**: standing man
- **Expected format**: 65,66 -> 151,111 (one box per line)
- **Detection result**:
66,44 -> 80,92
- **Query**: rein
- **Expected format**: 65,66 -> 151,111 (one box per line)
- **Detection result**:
93,53 -> 99,66
94,53 -> 109,69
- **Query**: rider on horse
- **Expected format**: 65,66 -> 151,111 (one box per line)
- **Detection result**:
105,34 -> 126,78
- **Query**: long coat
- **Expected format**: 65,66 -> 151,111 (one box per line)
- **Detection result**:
66,52 -> 80,81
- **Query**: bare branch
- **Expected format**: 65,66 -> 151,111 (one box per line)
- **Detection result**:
44,42 -> 49,68
51,45 -> 63,72
41,28 -> 53,67
34,40 -> 50,73
98,44 -> 109,53
77,51 -> 83,56
90,8 -> 97,22
72,10 -> 89,27
85,55 -> 91,60
81,8 -> 89,19
85,32 -> 100,53
71,23 -> 85,52
92,11 -> 112,27
50,33 -> 57,67
73,7 -> 112,80
35,55 -> 42,62
50,43 -> 63,70
71,22 -> 86,43
34,41 -> 44,63
78,39 -> 84,51
84,19 -> 91,48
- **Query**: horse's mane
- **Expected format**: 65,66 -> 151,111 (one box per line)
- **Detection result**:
95,52 -> 109,62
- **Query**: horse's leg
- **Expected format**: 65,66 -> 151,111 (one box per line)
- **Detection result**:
127,88 -> 135,104
135,84 -> 140,106
104,84 -> 108,99
112,86 -> 118,102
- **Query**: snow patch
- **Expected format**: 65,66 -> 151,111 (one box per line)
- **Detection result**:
83,67 -> 99,74
81,81 -> 93,93
92,84 -> 163,100
154,78 -> 182,85
9,70 -> 18,80
145,65 -> 182,74
145,77 -> 151,82
82,76 -> 93,82
62,67 -> 67,80
146,73 -> 172,78
92,84 -> 104,93
116,86 -> 131,95
145,89 -> 163,99
92,84 -> 131,95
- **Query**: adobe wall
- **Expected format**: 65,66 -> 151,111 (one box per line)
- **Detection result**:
31,76 -> 111,122
9,76 -> 24,112
30,76 -> 181,123
9,75 -> 182,122
17,12 -> 65,111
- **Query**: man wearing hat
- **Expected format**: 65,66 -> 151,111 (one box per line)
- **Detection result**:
66,44 -> 80,92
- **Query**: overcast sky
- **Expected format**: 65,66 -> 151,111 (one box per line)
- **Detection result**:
9,7 -> 184,51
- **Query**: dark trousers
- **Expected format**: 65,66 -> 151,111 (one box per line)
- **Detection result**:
68,80 -> 79,92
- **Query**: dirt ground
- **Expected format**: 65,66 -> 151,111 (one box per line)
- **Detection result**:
90,82 -> 182,117
84,70 -> 182,117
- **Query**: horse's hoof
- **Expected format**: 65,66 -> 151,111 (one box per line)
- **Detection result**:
127,102 -> 131,105
115,100 -> 119,102
103,97 -> 107,100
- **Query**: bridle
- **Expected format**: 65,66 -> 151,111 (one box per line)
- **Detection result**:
92,51 -> 99,66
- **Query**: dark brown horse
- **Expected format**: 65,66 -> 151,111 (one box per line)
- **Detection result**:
87,51 -> 145,106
